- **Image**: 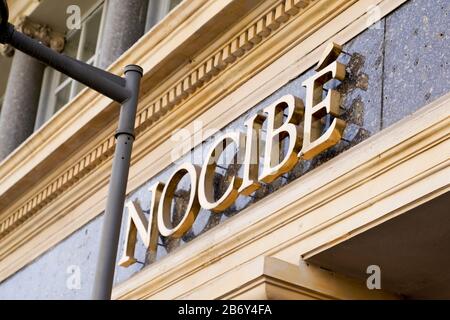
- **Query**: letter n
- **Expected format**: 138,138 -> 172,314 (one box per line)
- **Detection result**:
118,182 -> 164,267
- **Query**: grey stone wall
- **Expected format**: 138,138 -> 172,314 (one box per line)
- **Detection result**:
0,216 -> 103,300
383,0 -> 450,127
0,0 -> 448,299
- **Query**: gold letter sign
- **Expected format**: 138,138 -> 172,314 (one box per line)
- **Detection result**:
119,42 -> 348,267
300,42 -> 346,160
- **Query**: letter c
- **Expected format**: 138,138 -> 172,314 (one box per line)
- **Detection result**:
198,132 -> 244,212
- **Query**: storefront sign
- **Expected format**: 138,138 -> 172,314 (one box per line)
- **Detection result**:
119,42 -> 347,267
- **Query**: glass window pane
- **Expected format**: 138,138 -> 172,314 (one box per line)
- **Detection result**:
36,3 -> 106,128
73,81 -> 85,96
145,0 -> 162,31
34,67 -> 55,130
145,0 -> 182,32
64,29 -> 81,59
80,7 -> 103,62
58,73 -> 69,86
58,29 -> 80,88
170,0 -> 182,10
54,83 -> 72,112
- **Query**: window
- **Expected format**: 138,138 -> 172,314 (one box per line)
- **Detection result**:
34,1 -> 107,130
145,0 -> 182,32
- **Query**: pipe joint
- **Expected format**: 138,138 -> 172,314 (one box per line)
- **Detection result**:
114,129 -> 135,139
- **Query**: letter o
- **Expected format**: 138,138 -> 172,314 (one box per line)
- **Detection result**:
198,132 -> 243,212
158,162 -> 200,238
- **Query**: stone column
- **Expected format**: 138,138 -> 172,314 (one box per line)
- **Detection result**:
98,0 -> 148,69
0,18 -> 64,161
0,51 -> 44,160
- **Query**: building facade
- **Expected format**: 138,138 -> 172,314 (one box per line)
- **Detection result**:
0,0 -> 449,299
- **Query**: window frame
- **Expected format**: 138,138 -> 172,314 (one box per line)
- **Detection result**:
145,0 -> 182,32
34,0 -> 108,131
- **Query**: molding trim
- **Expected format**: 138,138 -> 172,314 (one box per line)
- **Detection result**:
0,135 -> 116,237
201,257 -> 399,300
0,0 -> 352,239
0,0 -> 251,211
112,92 -> 449,300
7,0 -> 40,25
0,0 -> 41,56
0,0 -> 414,283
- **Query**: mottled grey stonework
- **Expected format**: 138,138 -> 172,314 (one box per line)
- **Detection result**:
0,51 -> 44,161
1,0 -> 449,299
98,0 -> 148,69
0,215 -> 103,300
382,0 -> 450,128
112,19 -> 388,285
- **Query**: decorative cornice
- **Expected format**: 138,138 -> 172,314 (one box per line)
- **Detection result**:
134,0 -> 319,135
0,0 -> 320,240
204,257 -> 398,300
113,94 -> 450,299
1,16 -> 65,57
0,135 -> 115,237
17,17 -> 65,52
0,0 -> 436,286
